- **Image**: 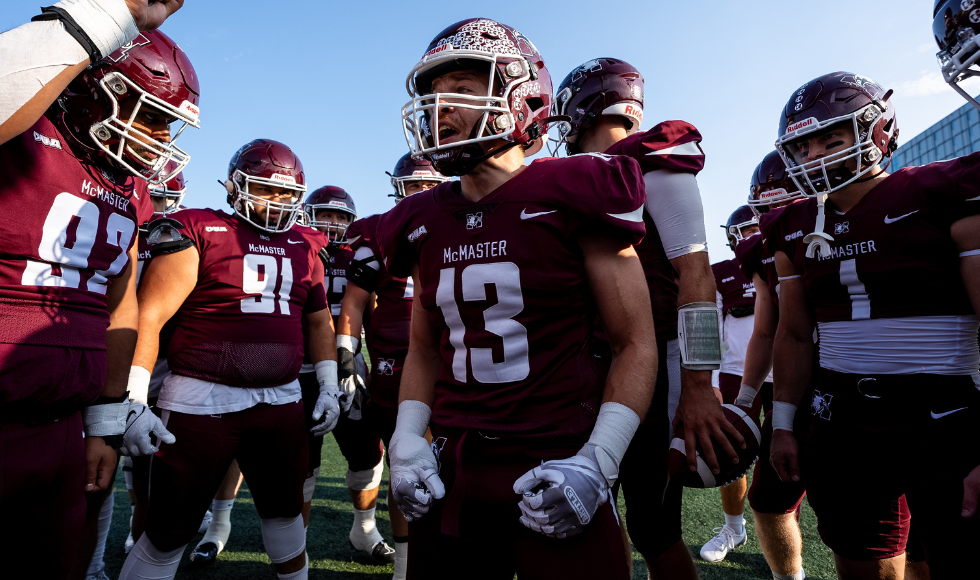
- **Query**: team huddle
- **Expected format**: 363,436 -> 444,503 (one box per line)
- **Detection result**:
0,1 -> 978,579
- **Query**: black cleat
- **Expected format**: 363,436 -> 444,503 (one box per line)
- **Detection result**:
349,538 -> 396,564
186,542 -> 219,570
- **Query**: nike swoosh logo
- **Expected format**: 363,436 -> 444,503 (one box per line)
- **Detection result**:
966,195 -> 980,202
346,235 -> 361,245
607,205 -> 644,223
520,209 -> 556,220
287,239 -> 303,244
884,210 -> 918,224
931,407 -> 967,419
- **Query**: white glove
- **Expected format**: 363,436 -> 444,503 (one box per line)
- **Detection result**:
310,360 -> 340,437
389,401 -> 444,522
513,402 -> 639,538
120,400 -> 175,456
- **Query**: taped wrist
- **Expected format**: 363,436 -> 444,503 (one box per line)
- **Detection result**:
337,335 -> 358,380
394,400 -> 431,438
33,0 -> 138,63
577,402 -> 640,487
314,360 -> 338,390
82,394 -> 130,437
128,366 -> 151,405
772,401 -> 797,432
677,302 -> 722,370
734,384 -> 758,407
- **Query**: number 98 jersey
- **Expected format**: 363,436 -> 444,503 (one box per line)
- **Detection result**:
0,115 -> 152,351
377,154 -> 646,440
151,208 -> 329,388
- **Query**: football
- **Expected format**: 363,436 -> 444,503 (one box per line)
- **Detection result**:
668,404 -> 763,488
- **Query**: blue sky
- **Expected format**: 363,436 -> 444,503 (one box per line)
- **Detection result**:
4,0 -> 971,263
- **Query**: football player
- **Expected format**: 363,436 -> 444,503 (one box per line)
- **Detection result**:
701,205 -> 773,563
934,0 -> 980,111
736,151 -> 809,580
379,19 -> 656,579
299,186 -> 396,565
117,139 -> 336,580
0,12 -> 193,577
768,71 -> 980,579
553,57 -> 738,580
335,153 -> 450,580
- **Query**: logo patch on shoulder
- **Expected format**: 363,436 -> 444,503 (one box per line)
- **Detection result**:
408,225 -> 428,242
205,226 -> 228,232
34,131 -> 62,150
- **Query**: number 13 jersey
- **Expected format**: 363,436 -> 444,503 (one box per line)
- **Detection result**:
377,154 -> 646,440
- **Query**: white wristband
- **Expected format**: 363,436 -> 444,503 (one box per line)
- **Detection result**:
336,334 -> 359,353
81,400 -> 128,436
314,360 -> 338,389
394,400 -> 431,438
579,402 -> 641,484
55,0 -> 139,59
734,385 -> 758,407
127,365 -> 151,405
959,249 -> 980,258
772,401 -> 797,432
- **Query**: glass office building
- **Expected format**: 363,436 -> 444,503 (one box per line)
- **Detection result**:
890,99 -> 980,171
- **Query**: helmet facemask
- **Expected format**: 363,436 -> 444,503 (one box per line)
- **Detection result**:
149,181 -> 186,218
937,26 -> 980,110
91,71 -> 200,184
227,169 -> 306,233
304,207 -> 355,243
387,173 -> 451,200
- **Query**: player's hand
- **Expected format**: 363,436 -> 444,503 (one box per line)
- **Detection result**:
770,429 -> 801,483
389,431 -> 444,522
674,371 -> 745,474
962,464 -> 980,518
84,436 -> 118,492
712,387 -> 724,405
311,385 -> 341,437
125,0 -> 184,31
513,450 -> 609,539
120,401 -> 175,456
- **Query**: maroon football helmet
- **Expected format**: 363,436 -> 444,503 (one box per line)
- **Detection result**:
386,153 -> 451,200
304,186 -> 357,242
775,72 -> 898,257
58,30 -> 201,183
747,150 -> 805,217
401,18 -> 553,176
934,0 -> 980,110
552,58 -> 644,154
224,139 -> 307,233
723,205 -> 760,251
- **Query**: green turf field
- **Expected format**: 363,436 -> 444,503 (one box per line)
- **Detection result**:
102,439 -> 836,579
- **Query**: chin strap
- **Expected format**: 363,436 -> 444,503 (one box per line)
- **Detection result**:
803,192 -> 834,259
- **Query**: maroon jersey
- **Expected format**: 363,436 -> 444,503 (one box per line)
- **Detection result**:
603,120 -> 705,343
326,244 -> 353,323
155,209 -> 329,388
347,214 -> 413,355
712,258 -> 755,314
0,115 -> 152,353
376,154 -> 646,439
734,233 -> 778,302
766,155 -> 980,323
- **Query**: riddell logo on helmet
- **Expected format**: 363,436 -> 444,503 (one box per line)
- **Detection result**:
328,201 -> 347,208
759,188 -> 787,200
178,100 -> 200,120
270,173 -> 296,184
786,118 -> 817,134
412,170 -> 435,176
422,43 -> 452,59
624,105 -> 643,123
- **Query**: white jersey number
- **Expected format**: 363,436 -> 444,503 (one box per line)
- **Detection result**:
839,258 -> 870,320
330,275 -> 347,316
241,254 -> 294,314
436,262 -> 530,384
22,192 -> 134,294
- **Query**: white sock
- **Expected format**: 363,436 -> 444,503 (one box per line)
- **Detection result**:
199,502 -> 233,552
118,534 -> 185,580
276,555 -> 308,580
392,541 -> 408,580
773,569 -> 805,580
86,491 -> 114,575
349,507 -> 383,550
724,512 -> 746,535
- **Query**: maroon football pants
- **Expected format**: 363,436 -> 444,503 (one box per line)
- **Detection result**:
407,430 -> 630,580
802,370 -> 980,575
145,401 -> 308,551
0,412 -> 86,579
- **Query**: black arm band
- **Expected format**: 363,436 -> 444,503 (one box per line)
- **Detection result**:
727,305 -> 755,319
32,6 -> 103,64
97,435 -> 124,450
318,247 -> 331,269
348,258 -> 381,293
150,238 -> 195,257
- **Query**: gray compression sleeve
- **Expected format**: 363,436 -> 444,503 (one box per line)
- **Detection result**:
643,169 -> 708,259
0,0 -> 137,125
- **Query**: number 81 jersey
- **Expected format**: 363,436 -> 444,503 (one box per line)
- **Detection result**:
377,154 -> 646,440
153,208 -> 329,388
0,116 -> 152,350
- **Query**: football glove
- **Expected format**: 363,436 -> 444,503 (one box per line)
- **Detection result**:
389,401 -> 444,522
337,335 -> 360,414
310,360 -> 340,437
120,401 -> 175,456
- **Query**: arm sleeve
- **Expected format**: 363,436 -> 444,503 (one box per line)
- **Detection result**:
643,169 -> 708,259
0,0 -> 137,124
